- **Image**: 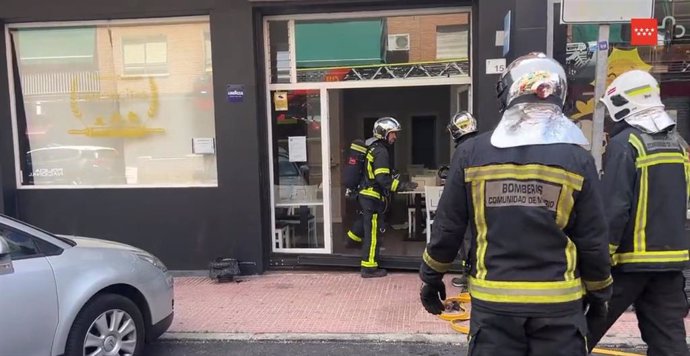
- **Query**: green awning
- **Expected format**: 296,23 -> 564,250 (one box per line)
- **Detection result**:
295,20 -> 384,69
14,27 -> 96,63
572,24 -> 624,44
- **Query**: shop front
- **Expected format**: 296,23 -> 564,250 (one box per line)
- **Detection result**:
0,0 -> 544,271
263,8 -> 474,269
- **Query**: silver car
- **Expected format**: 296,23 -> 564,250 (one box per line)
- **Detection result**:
0,215 -> 174,356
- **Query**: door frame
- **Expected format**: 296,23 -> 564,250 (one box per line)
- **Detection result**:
263,7 -> 473,254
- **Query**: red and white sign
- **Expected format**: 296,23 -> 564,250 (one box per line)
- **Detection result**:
630,18 -> 658,46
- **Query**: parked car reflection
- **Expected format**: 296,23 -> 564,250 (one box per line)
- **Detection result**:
25,145 -> 126,185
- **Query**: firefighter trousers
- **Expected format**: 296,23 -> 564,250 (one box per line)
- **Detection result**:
349,195 -> 385,268
587,270 -> 690,355
468,308 -> 587,356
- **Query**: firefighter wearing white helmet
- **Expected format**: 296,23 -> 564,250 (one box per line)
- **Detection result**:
587,70 -> 690,355
420,52 -> 611,355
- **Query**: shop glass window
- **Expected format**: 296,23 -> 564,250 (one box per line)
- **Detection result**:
266,12 -> 470,84
556,1 -> 690,146
122,36 -> 168,76
204,32 -> 212,72
271,89 -> 325,249
9,18 -> 218,187
268,21 -> 291,83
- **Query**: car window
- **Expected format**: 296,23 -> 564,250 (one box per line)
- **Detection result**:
278,155 -> 300,177
1,229 -> 40,259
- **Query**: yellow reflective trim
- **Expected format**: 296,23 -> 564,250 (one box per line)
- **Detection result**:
634,167 -> 648,252
612,250 -> 690,264
366,153 -> 374,162
583,275 -> 613,291
472,180 -> 488,279
628,135 -> 646,157
361,213 -> 379,268
422,249 -> 452,273
359,188 -> 382,200
564,237 -> 577,281
347,230 -> 362,242
374,168 -> 390,175
391,179 -> 399,192
636,152 -> 687,168
556,186 -> 574,229
684,151 -> 690,203
465,164 -> 584,191
609,244 -> 619,255
624,84 -> 654,97
468,277 -> 584,304
350,143 -> 367,154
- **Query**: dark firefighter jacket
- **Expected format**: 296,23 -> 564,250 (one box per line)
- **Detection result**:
420,131 -> 612,317
359,139 -> 400,202
603,125 -> 690,272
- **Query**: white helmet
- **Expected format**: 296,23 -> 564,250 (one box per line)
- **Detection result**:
601,70 -> 663,122
601,70 -> 674,134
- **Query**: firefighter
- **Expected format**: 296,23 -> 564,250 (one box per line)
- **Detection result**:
449,111 -> 479,148
445,111 -> 478,290
349,117 -> 417,278
419,52 -> 612,355
586,70 -> 690,355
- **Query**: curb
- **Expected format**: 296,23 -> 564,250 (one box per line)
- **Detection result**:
161,332 -> 465,344
161,332 -> 658,348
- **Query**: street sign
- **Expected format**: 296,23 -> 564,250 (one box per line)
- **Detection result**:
561,0 -> 654,24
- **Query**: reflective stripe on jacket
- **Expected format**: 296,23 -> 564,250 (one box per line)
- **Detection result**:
604,127 -> 690,271
420,132 -> 611,317
359,140 -> 399,200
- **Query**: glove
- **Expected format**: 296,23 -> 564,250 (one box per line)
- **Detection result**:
420,281 -> 446,315
399,181 -> 419,192
584,297 -> 609,319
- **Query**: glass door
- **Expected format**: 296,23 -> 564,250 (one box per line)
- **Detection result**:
269,89 -> 332,253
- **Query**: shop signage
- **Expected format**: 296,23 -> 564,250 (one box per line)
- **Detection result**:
630,18 -> 658,46
227,84 -> 244,103
561,0 -> 654,24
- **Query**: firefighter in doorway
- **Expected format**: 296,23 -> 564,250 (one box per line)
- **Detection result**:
419,52 -> 612,355
444,111 -> 478,290
347,117 -> 418,278
586,70 -> 690,355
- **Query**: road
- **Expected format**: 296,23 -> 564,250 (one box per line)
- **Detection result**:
146,340 -> 464,356
145,340 -> 646,356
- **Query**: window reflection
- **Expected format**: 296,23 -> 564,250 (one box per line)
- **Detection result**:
10,19 -> 217,187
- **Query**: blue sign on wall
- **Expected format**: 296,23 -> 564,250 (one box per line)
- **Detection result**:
503,11 -> 511,56
227,84 -> 244,103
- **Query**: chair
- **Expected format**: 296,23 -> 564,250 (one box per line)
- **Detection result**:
424,186 -> 444,243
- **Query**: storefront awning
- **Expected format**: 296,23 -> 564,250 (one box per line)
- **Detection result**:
14,27 -> 96,63
295,19 -> 384,68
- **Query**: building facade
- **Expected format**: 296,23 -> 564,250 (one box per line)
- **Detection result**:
6,0 -> 682,273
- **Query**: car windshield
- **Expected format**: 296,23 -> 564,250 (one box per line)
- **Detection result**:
0,214 -> 76,246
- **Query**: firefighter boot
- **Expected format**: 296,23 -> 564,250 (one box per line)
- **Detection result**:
361,267 -> 387,278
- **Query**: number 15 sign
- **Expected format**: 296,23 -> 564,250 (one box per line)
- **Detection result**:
486,58 -> 507,75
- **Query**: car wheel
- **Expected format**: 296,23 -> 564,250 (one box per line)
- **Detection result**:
65,293 -> 145,356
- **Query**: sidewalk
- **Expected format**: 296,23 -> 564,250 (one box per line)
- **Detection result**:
165,271 -> 690,348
